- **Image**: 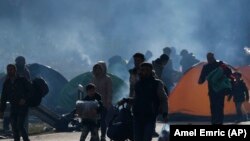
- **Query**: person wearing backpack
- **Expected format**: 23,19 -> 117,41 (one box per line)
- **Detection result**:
131,62 -> 168,141
198,53 -> 232,125
228,72 -> 249,122
0,64 -> 32,141
15,56 -> 31,134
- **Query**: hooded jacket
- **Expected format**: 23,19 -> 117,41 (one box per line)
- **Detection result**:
92,61 -> 113,108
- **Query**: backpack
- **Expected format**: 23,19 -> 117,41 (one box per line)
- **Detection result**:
206,65 -> 232,93
28,77 -> 49,107
107,105 -> 133,141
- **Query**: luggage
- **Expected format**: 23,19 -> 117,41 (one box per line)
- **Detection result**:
28,77 -> 49,107
107,104 -> 133,141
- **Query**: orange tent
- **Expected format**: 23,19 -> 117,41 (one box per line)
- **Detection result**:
169,62 -> 250,116
237,66 -> 250,114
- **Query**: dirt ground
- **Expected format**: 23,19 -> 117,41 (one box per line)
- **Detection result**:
1,122 -> 250,141
1,122 -> 165,141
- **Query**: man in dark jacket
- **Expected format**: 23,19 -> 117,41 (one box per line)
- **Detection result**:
0,64 -> 32,141
133,63 -> 168,141
129,53 -> 145,97
15,56 -> 31,133
198,53 -> 232,124
152,54 -> 169,79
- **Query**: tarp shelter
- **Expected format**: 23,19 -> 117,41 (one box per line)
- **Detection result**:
59,72 -> 128,112
27,63 -> 68,111
169,62 -> 250,116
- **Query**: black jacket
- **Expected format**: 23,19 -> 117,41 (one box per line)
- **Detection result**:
229,80 -> 249,102
0,76 -> 32,112
133,76 -> 164,121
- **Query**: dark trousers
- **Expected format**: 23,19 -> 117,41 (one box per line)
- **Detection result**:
208,92 -> 225,124
235,102 -> 243,120
3,117 -> 11,131
10,107 -> 29,141
234,102 -> 247,121
133,119 -> 155,141
100,108 -> 107,138
80,120 -> 100,141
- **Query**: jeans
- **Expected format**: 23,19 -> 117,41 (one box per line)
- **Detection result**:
10,107 -> 29,141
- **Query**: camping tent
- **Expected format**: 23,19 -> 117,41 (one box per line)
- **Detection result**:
237,65 -> 250,113
58,72 -> 128,112
169,62 -> 250,116
27,63 -> 68,110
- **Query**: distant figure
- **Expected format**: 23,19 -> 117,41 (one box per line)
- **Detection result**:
162,47 -> 181,92
127,50 -> 152,70
0,64 -> 32,141
15,56 -> 31,80
163,47 -> 171,57
108,55 -> 128,81
180,49 -> 200,73
170,47 -> 181,71
77,83 -> 103,141
162,47 -> 174,90
228,72 -> 249,122
152,54 -> 169,79
92,61 -> 112,141
128,53 -> 145,97
145,50 -> 153,62
198,53 -> 232,124
132,63 -> 168,141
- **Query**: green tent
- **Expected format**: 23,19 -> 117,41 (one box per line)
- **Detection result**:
58,72 -> 128,112
0,72 -> 5,78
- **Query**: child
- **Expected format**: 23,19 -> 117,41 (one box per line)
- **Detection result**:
228,72 -> 249,122
76,83 -> 103,141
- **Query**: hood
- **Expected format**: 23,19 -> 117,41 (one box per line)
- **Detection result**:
94,61 -> 107,76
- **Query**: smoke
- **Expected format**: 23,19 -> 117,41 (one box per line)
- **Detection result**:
0,0 -> 250,79
244,47 -> 250,54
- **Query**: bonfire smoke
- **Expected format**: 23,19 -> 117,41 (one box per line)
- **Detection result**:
0,0 -> 250,79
